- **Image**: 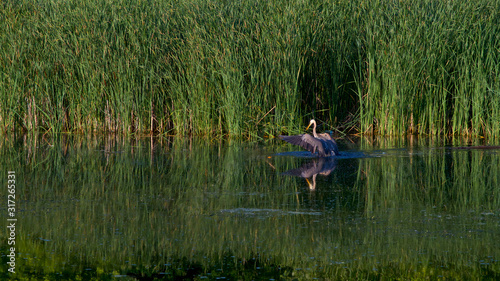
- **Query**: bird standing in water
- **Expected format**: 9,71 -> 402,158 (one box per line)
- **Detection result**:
279,119 -> 339,157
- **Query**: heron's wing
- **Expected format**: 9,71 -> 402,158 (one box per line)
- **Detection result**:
279,134 -> 326,156
317,133 -> 340,156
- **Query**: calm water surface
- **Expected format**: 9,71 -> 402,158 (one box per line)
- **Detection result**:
1,135 -> 499,280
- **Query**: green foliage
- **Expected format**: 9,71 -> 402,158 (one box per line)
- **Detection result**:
356,0 -> 500,136
1,0 -> 499,137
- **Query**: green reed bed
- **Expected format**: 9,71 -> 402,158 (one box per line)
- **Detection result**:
1,0 -> 499,137
360,0 -> 500,136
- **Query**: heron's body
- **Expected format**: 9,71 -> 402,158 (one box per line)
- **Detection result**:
279,119 -> 339,157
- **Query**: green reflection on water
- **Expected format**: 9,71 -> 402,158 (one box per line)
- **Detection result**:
0,135 -> 499,280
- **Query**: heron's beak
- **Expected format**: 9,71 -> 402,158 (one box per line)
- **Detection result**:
306,122 -> 312,131
305,178 -> 315,190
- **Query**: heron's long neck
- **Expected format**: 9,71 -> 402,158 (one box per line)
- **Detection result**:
312,121 -> 318,138
309,174 -> 317,190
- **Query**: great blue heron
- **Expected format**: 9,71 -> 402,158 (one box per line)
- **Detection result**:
282,157 -> 337,190
279,119 -> 340,157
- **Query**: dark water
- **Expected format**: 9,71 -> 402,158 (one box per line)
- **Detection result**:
1,135 -> 499,280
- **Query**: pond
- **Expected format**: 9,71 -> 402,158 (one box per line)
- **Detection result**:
1,134 -> 499,280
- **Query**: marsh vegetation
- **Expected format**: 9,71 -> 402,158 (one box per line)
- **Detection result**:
1,0 -> 500,137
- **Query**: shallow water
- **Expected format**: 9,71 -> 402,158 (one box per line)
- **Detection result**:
1,135 -> 499,279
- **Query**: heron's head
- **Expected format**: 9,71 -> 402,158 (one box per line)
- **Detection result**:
306,119 -> 316,130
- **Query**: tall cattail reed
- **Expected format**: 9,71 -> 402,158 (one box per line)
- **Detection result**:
1,0 -> 499,138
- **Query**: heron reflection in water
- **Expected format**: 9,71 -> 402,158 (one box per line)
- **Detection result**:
279,119 -> 339,157
283,157 -> 337,190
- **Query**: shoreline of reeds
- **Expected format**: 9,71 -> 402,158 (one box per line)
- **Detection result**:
1,0 -> 499,138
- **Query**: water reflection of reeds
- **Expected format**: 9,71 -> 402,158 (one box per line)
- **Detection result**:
0,135 -> 498,279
